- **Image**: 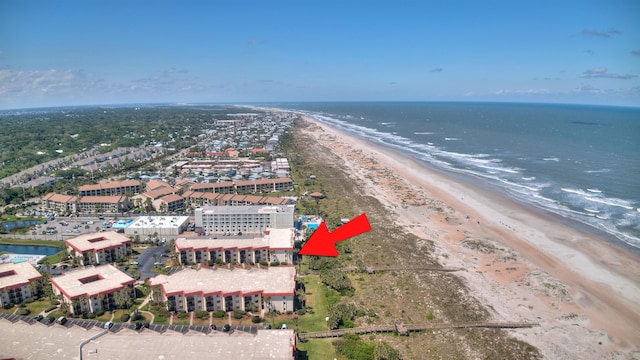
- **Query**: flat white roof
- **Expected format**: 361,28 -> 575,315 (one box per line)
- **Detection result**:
65,231 -> 131,253
149,266 -> 296,297
198,205 -> 294,215
0,262 -> 43,290
175,228 -> 293,251
51,265 -> 135,299
128,216 -> 190,229
0,319 -> 295,360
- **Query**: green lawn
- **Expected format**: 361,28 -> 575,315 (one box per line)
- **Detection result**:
0,238 -> 65,248
297,338 -> 339,360
172,314 -> 191,325
297,275 -> 332,333
25,298 -> 57,316
0,306 -> 16,315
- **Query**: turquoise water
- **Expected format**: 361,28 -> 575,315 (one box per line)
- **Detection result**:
0,244 -> 60,256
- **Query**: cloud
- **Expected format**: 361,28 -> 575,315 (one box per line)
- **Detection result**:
582,67 -> 637,79
631,50 -> 640,56
494,88 -> 549,95
429,68 -> 443,73
580,28 -> 622,38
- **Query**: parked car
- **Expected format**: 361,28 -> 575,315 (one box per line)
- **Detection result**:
33,314 -> 44,321
263,323 -> 271,329
222,324 -> 231,332
56,316 -> 67,325
104,321 -> 114,329
280,324 -> 288,329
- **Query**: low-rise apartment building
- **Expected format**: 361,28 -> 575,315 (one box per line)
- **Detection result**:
190,181 -> 235,194
79,180 -> 141,196
183,191 -> 290,208
175,228 -> 294,265
50,265 -> 135,315
42,193 -> 78,213
235,178 -> 294,193
155,194 -> 185,213
148,266 -> 296,313
65,231 -> 132,266
0,262 -> 43,306
77,195 -> 130,213
195,205 -> 294,235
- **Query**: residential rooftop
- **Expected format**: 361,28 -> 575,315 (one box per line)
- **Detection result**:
149,266 -> 296,297
0,319 -> 295,360
0,262 -> 43,291
65,231 -> 132,253
50,264 -> 135,300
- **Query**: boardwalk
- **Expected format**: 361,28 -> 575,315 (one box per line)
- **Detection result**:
298,321 -> 540,340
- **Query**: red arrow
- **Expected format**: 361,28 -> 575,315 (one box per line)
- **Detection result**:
298,213 -> 372,257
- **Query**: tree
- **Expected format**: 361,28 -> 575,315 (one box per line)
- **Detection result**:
295,288 -> 306,308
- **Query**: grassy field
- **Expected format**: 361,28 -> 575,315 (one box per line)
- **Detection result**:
296,276 -> 332,333
297,338 -> 339,360
0,237 -> 65,247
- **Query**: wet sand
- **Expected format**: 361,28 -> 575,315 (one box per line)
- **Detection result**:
300,115 -> 640,359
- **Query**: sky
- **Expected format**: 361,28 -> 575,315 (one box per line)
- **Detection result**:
1,0 -> 639,109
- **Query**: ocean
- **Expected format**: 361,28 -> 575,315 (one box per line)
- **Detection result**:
269,102 -> 640,250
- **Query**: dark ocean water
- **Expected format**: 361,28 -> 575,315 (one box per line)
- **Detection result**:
268,102 -> 640,249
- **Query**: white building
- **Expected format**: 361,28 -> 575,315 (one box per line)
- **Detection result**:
175,228 -> 294,265
195,205 -> 294,235
50,265 -> 135,315
148,266 -> 296,313
124,216 -> 190,237
0,262 -> 43,306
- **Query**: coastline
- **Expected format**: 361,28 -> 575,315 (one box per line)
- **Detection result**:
299,115 -> 640,358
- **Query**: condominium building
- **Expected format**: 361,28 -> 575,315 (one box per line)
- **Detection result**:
79,180 -> 141,196
50,265 -> 135,315
148,266 -> 296,313
183,191 -> 290,208
175,228 -> 294,265
42,193 -> 78,213
155,194 -> 185,213
65,231 -> 132,266
195,205 -> 295,235
190,181 -> 235,194
0,262 -> 43,306
235,178 -> 294,193
77,195 -> 130,213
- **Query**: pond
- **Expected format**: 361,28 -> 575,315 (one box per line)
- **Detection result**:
0,244 -> 61,256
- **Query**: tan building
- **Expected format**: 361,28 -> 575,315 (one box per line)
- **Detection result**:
77,195 -> 129,213
148,267 -> 296,313
50,265 -> 135,315
154,194 -> 185,213
183,191 -> 290,208
65,231 -> 132,266
145,179 -> 173,192
175,228 -> 294,265
42,193 -> 78,213
190,181 -> 235,194
0,262 -> 43,307
79,180 -> 141,196
235,178 -> 294,193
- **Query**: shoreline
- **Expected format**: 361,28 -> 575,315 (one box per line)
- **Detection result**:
299,115 -> 640,358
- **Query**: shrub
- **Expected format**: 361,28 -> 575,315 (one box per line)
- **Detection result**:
177,311 -> 188,319
233,310 -> 246,319
24,297 -> 35,304
251,316 -> 262,324
85,312 -> 96,319
95,310 -> 105,317
426,312 -> 434,321
212,310 -> 226,318
18,308 -> 30,316
45,306 -> 58,312
3,303 -> 14,310
18,303 -> 26,308
120,314 -> 130,322
195,310 -> 209,320
259,261 -> 269,267
50,300 -> 60,305
296,308 -> 307,316
270,261 -> 280,266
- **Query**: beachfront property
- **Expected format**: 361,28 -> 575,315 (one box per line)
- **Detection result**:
77,195 -> 130,213
175,228 -> 294,265
156,194 -> 185,213
195,205 -> 295,235
235,178 -> 294,193
124,216 -> 190,237
65,231 -> 132,266
182,191 -> 291,209
79,180 -> 141,197
190,181 -> 235,194
0,262 -> 44,306
41,193 -> 78,213
50,265 -> 135,315
145,179 -> 173,192
148,266 -> 296,313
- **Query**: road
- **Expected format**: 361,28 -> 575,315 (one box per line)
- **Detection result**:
135,245 -> 169,280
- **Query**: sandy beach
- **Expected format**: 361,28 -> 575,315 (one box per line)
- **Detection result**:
300,115 -> 640,359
